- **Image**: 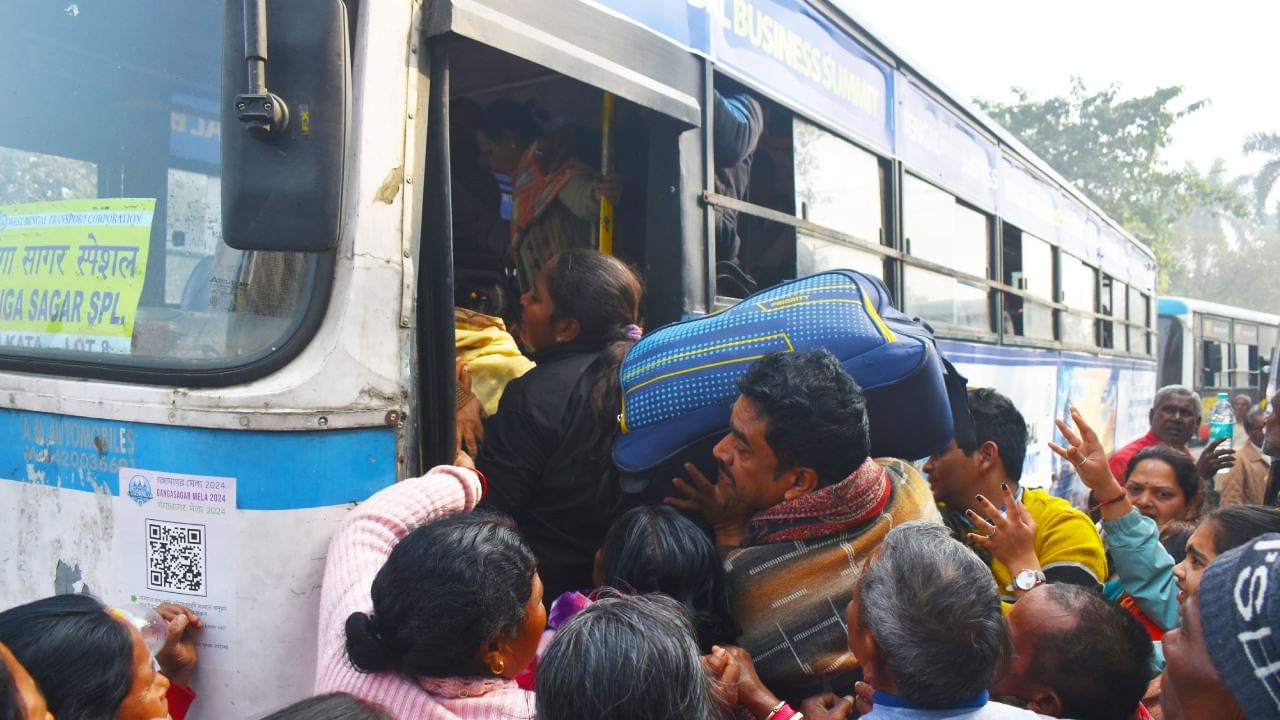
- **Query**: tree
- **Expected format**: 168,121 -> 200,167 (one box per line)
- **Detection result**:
1244,132 -> 1280,220
975,79 -> 1246,287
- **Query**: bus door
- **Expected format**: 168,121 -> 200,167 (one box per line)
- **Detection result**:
422,0 -> 703,319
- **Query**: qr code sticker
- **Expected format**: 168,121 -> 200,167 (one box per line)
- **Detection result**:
146,519 -> 207,596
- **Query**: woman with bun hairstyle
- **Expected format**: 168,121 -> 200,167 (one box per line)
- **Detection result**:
314,455 -> 542,719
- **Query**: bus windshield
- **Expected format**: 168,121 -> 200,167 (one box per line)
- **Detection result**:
0,2 -> 324,372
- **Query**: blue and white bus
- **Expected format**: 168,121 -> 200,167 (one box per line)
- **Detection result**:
1,1 -> 1157,714
1158,295 -> 1280,416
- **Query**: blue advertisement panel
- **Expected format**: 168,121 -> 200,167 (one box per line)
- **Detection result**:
895,74 -> 998,211
708,0 -> 893,152
597,0 -> 893,153
169,93 -> 220,167
998,153 -> 1058,241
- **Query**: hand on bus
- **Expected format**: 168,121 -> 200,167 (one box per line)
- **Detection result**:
455,358 -> 486,456
665,463 -> 751,547
1049,408 -> 1121,498
154,603 -> 203,687
591,173 -> 623,205
1193,437 -> 1235,481
966,483 -> 1040,580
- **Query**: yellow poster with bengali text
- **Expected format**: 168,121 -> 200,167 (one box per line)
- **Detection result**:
0,198 -> 154,354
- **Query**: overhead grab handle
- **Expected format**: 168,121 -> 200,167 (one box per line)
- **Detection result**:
235,0 -> 289,139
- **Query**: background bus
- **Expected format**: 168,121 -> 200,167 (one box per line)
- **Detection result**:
0,0 -> 1156,715
1157,296 -> 1280,421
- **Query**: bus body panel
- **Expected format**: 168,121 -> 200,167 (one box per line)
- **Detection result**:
1,408 -> 398,718
941,339 -> 1156,502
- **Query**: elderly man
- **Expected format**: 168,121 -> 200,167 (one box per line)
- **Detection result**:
991,584 -> 1153,720
849,521 -> 1041,719
1109,384 -> 1233,484
669,349 -> 939,699
1232,393 -> 1252,448
1221,409 -> 1272,506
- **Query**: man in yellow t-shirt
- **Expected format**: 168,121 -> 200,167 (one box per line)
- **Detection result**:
924,388 -> 1107,606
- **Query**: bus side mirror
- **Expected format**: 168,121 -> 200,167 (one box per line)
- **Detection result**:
221,0 -> 349,252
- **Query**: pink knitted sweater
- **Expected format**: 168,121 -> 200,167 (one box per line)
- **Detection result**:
314,465 -> 537,719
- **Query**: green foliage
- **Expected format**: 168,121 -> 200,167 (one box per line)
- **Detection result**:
1244,132 -> 1280,219
976,78 -> 1249,291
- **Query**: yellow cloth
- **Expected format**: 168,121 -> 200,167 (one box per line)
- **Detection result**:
454,308 -> 535,416
988,488 -> 1108,607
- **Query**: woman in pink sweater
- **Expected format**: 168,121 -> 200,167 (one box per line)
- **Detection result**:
315,460 -> 543,719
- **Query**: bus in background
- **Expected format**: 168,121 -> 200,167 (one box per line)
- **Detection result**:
0,0 -> 1155,714
1157,296 -> 1280,426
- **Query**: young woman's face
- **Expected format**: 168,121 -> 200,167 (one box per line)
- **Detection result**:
0,642 -> 53,720
1172,520 -> 1217,602
475,129 -> 523,176
519,261 -> 559,353
114,620 -> 171,720
1126,458 -> 1190,529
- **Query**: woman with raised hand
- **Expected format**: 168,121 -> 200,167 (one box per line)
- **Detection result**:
1122,445 -> 1203,562
314,454 -> 541,719
0,595 -> 202,720
1051,408 -> 1280,632
467,249 -> 644,599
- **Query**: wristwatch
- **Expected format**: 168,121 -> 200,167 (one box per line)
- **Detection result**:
1013,568 -> 1047,592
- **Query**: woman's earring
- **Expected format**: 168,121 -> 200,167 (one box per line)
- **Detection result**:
490,659 -> 506,676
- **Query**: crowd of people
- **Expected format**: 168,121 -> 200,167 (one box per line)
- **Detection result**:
3,246 -> 1280,719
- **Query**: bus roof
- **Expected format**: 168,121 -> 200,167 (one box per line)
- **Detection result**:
1159,296 -> 1280,325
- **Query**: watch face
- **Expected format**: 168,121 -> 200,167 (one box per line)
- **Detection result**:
1015,570 -> 1040,591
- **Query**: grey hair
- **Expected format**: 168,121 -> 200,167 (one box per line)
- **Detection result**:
536,592 -> 720,720
1246,409 -> 1268,431
857,520 -> 1010,708
1152,384 -> 1201,417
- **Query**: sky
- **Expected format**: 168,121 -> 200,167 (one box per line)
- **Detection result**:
839,1 -> 1280,181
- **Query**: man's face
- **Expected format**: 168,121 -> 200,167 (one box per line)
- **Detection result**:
991,588 -> 1075,713
711,396 -> 797,513
1233,395 -> 1251,422
1247,412 -> 1267,448
1264,393 -> 1280,458
1150,394 -> 1199,447
922,440 -> 982,511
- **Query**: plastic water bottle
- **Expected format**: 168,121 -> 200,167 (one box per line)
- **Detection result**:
1209,392 -> 1234,475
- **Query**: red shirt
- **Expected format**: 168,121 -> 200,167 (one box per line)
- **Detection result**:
1109,431 -> 1192,482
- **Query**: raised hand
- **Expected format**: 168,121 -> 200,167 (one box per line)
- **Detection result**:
154,603 -> 203,686
1049,407 -> 1119,497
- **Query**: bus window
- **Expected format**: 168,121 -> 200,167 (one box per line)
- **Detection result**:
1101,275 -> 1127,350
1261,324 -> 1278,397
1199,314 -> 1232,389
0,2 -> 326,374
901,175 -> 991,332
1233,322 -> 1260,392
1060,252 -> 1097,346
1002,225 -> 1054,340
1130,287 -> 1151,355
1158,315 -> 1183,387
791,117 -> 885,285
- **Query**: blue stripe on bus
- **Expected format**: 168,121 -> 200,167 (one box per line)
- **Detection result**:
937,340 -> 1155,370
1,408 -> 397,511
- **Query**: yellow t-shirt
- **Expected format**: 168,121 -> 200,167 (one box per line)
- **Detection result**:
988,488 -> 1108,605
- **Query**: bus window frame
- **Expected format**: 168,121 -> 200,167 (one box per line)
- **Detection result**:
0,1 -> 344,388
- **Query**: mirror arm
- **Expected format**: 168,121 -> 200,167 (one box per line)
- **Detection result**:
235,0 -> 289,139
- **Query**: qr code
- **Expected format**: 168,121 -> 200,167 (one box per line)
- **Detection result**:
146,520 -> 207,596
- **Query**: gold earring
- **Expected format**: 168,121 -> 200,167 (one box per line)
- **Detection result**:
490,659 -> 505,676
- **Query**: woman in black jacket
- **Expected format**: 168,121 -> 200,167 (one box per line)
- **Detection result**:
466,249 -> 643,599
